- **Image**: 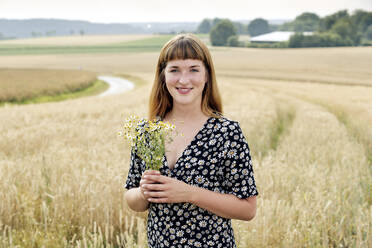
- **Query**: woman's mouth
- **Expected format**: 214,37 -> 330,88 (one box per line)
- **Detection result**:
176,87 -> 192,94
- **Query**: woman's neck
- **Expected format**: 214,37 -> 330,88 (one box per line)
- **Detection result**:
166,104 -> 207,123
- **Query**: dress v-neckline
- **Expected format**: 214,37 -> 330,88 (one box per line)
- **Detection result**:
163,116 -> 213,172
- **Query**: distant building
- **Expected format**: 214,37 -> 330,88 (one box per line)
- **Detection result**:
250,31 -> 313,43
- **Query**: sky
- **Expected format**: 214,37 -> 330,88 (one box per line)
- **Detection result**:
1,0 -> 372,23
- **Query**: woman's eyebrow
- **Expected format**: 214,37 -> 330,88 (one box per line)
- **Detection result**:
168,65 -> 200,69
168,65 -> 201,68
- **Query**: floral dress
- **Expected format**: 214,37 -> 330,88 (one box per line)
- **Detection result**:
125,116 -> 258,248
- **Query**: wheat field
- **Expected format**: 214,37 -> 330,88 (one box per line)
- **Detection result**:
0,35 -> 155,46
0,69 -> 97,103
0,36 -> 371,247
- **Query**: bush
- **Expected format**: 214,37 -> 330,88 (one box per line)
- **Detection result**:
210,19 -> 237,46
247,18 -> 270,37
197,19 -> 212,34
366,25 -> 372,40
227,36 -> 240,47
288,32 -> 353,47
247,42 -> 288,48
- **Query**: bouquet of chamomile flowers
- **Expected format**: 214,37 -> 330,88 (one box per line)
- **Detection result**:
119,115 -> 176,171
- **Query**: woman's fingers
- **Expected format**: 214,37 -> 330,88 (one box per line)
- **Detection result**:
142,170 -> 161,176
144,190 -> 166,198
140,178 -> 155,186
139,171 -> 163,200
143,174 -> 168,184
140,175 -> 192,203
140,170 -> 161,184
142,182 -> 166,191
147,197 -> 168,203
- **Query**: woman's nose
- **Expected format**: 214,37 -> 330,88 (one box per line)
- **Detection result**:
178,72 -> 190,84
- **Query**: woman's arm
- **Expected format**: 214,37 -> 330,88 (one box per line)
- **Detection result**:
189,186 -> 256,221
124,170 -> 162,212
124,187 -> 149,212
142,174 -> 257,221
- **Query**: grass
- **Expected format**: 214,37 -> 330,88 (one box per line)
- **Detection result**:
0,68 -> 146,107
268,104 -> 295,152
0,35 -> 174,55
0,68 -> 98,103
317,103 -> 372,167
115,73 -> 149,88
0,34 -> 209,56
0,79 -> 108,106
0,34 -> 153,46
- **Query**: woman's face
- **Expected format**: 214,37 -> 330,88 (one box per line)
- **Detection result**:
164,59 -> 207,108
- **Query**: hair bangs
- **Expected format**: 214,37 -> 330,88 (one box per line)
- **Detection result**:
165,37 -> 205,62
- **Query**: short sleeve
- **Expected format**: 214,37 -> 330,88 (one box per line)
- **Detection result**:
124,146 -> 145,190
221,121 -> 258,199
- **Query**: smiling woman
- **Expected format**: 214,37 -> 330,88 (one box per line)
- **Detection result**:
124,33 -> 258,248
164,59 -> 207,107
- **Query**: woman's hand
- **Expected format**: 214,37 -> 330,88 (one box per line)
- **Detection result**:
140,172 -> 257,221
141,174 -> 194,204
139,170 -> 161,201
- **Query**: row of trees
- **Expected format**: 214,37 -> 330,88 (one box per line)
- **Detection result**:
197,9 -> 372,48
0,32 -> 15,40
288,10 -> 372,47
197,17 -> 272,37
198,18 -> 252,46
30,29 -> 85,37
200,18 -> 275,47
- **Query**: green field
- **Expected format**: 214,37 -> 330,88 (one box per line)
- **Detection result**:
0,35 -> 176,55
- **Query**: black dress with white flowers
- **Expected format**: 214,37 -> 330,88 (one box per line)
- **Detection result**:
125,116 -> 258,248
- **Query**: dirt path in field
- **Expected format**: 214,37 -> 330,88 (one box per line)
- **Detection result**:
97,76 -> 135,97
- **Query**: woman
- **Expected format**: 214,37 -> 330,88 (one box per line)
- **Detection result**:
124,33 -> 258,248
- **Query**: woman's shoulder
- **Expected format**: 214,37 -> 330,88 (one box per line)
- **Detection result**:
212,114 -> 240,128
208,114 -> 244,137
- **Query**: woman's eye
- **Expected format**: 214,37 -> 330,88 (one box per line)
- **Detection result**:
191,69 -> 199,72
169,69 -> 178,72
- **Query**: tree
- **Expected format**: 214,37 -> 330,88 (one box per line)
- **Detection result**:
247,18 -> 270,37
360,13 -> 372,32
210,19 -> 237,46
296,12 -> 320,22
331,18 -> 360,45
319,10 -> 349,31
351,10 -> 372,33
45,30 -> 56,36
197,19 -> 212,33
366,25 -> 372,40
288,33 -> 304,48
293,12 -> 320,32
331,19 -> 352,39
212,18 -> 222,27
289,32 -> 352,48
227,36 -> 240,47
233,22 -> 247,34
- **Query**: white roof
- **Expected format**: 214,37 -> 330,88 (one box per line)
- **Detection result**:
250,31 -> 313,42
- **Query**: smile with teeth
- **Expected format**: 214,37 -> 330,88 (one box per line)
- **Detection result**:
176,87 -> 193,94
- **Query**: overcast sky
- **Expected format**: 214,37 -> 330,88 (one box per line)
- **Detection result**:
1,0 -> 372,23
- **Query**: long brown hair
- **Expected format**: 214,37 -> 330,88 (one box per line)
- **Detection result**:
149,33 -> 222,120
